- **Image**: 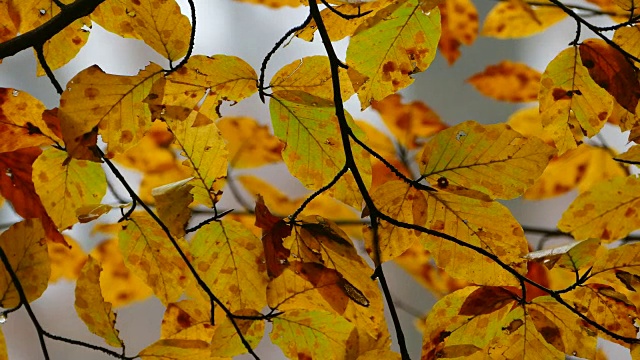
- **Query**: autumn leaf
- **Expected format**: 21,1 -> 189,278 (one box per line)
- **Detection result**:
112,120 -> 176,174
217,116 -> 282,168
357,348 -> 401,360
539,46 -> 614,155
524,238 -> 601,271
255,195 -> 292,279
467,61 -> 541,102
0,219 -> 50,308
119,212 -> 190,304
147,55 -> 257,120
32,147 -> 106,231
482,0 -> 567,38
48,235 -> 86,282
138,339 -> 211,360
579,39 -> 640,113
75,255 -> 123,348
151,178 -> 194,238
347,0 -> 441,108
59,63 -> 164,157
506,106 -> 555,145
160,299 -> 219,341
270,91 -> 371,207
11,0 -> 90,75
236,0 -> 301,7
270,309 -> 357,359
371,94 -> 447,150
209,309 -> 265,357
0,147 -> 64,244
0,328 -> 6,360
190,220 -> 268,312
419,121 -> 556,199
0,88 -> 61,152
615,144 -> 640,165
613,25 -> 640,65
162,108 -> 228,208
558,175 -> 640,241
437,0 -> 479,65
91,0 -> 191,61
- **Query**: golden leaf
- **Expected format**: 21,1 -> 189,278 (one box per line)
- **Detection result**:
467,61 -> 541,102
482,0 -> 567,38
209,309 -> 265,357
437,0 -> 478,64
0,219 -> 50,308
138,339 -> 210,360
217,116 -> 282,169
75,255 -> 123,348
48,235 -> 86,282
524,238 -> 601,271
152,178 -> 194,238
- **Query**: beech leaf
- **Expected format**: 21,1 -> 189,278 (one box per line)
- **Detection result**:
482,0 -> 567,38
467,61 -> 541,102
151,178 -> 194,238
217,116 -> 283,169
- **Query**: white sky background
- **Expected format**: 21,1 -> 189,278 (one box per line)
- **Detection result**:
0,0 -> 635,358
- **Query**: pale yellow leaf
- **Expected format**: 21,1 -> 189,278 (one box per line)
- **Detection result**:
482,0 -> 567,38
152,178 -> 194,238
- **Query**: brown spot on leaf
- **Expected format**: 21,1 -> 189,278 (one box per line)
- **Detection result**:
120,130 -> 133,144
552,88 -> 570,101
84,87 -> 99,100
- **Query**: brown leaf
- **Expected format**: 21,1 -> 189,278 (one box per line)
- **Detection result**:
255,195 -> 291,278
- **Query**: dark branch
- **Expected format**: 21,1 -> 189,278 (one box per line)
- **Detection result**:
289,165 -> 348,222
34,44 -> 64,94
166,0 -> 196,73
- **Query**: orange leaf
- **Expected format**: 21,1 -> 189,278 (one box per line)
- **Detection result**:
217,116 -> 283,169
255,195 -> 292,279
467,61 -> 541,102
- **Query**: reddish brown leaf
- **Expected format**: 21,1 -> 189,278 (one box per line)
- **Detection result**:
459,287 -> 516,315
255,195 -> 291,278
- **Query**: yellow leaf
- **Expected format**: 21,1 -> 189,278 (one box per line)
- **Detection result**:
506,106 -> 555,144
119,213 -> 190,304
48,235 -> 86,282
422,286 -> 515,359
270,309 -> 356,360
32,147 -> 106,231
140,165 -> 194,205
270,92 -> 371,207
0,1 -> 18,49
76,204 -> 113,223
539,47 -> 614,155
437,0 -> 479,64
12,0 -> 89,75
371,94 -> 447,150
347,0 -> 441,109
138,339 -> 211,360
90,239 -> 153,308
235,0 -> 301,7
482,0 -> 567,38
524,144 -> 627,199
558,175 -> 640,241
162,108 -> 228,208
365,180 -> 427,263
160,299 -> 221,341
614,25 -> 640,65
467,61 -> 541,102
190,220 -> 268,312
113,121 -> 177,174
59,63 -> 164,157
147,55 -> 257,120
418,189 -> 529,286
419,120 -> 556,199
75,255 -> 123,348
0,219 -> 50,308
270,56 -> 354,102
91,0 -> 191,61
152,178 -> 194,238
591,241 -> 640,278
524,238 -> 601,271
209,309 -> 265,357
0,328 -> 6,360
615,144 -> 640,165
217,116 -> 282,169
357,348 -> 401,360
0,88 -> 61,152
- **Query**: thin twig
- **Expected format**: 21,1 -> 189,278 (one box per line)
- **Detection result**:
166,0 -> 196,74
34,44 -> 64,94
289,165 -> 348,221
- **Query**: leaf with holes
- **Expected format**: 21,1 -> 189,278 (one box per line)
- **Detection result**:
91,0 -> 191,61
0,219 -> 50,308
347,0 -> 441,109
558,175 -> 640,241
190,220 -> 268,312
119,213 -> 189,305
59,64 -> 164,158
75,255 -> 123,348
32,147 -> 106,231
419,121 -> 556,200
539,46 -> 614,155
270,91 -> 371,207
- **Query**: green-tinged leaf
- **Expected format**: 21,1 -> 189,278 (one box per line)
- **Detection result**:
217,116 -> 283,169
75,255 -> 123,348
419,121 -> 556,200
558,175 -> 640,241
152,178 -> 194,238
365,180 -> 428,264
162,108 -> 228,208
539,46 -> 614,155
418,190 -> 529,286
209,309 -> 265,357
59,64 -> 164,158
270,309 -> 356,360
524,239 -> 601,271
119,213 -> 189,304
32,147 -> 106,231
347,0 -> 441,109
91,0 -> 191,61
564,284 -> 638,344
0,88 -> 61,153
138,339 -> 210,360
190,220 -> 268,312
0,219 -> 50,308
528,297 -> 598,357
482,0 -> 567,38
147,55 -> 257,120
270,91 -> 371,207
421,286 -> 515,359
270,56 -> 354,102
